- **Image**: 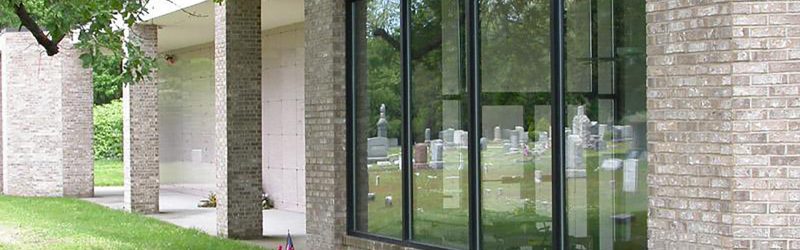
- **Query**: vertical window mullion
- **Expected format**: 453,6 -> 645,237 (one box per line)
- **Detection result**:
400,0 -> 413,242
345,0 -> 356,234
466,0 -> 481,249
551,0 -> 567,249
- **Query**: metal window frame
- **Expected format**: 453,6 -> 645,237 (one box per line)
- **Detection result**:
345,0 -> 568,249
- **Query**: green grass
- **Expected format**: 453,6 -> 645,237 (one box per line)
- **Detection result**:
95,159 -> 123,187
359,141 -> 648,250
0,196 -> 263,250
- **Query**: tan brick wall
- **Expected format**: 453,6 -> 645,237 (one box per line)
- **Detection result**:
304,0 -> 349,249
214,0 -> 263,239
123,24 -> 160,213
728,2 -> 800,249
647,1 -> 800,249
0,31 -> 93,197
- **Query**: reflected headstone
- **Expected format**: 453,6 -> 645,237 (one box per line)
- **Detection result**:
425,128 -> 431,142
600,158 -> 622,171
572,105 -> 592,148
515,126 -> 527,144
480,137 -> 489,151
566,134 -> 586,177
385,196 -> 393,207
623,158 -> 638,193
429,140 -> 444,169
440,128 -> 456,145
377,104 -> 388,138
413,143 -> 429,169
494,126 -> 502,142
375,175 -> 381,186
367,137 -> 389,163
367,192 -> 375,201
509,134 -> 520,152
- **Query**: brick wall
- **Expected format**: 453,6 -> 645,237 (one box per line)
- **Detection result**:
728,2 -> 800,248
647,1 -> 800,249
123,24 -> 160,213
60,41 -> 94,197
0,31 -> 93,197
214,0 -> 263,239
304,0 -> 349,248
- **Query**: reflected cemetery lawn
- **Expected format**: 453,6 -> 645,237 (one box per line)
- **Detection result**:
363,137 -> 647,249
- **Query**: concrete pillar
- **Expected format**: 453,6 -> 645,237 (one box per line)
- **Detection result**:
123,24 -> 160,213
214,0 -> 263,239
0,30 -> 93,197
304,0 -> 348,248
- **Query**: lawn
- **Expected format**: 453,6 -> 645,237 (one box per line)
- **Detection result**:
0,195 -> 263,250
359,140 -> 648,250
95,159 -> 123,187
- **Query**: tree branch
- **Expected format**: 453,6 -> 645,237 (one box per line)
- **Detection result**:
14,3 -> 64,56
372,28 -> 443,61
372,28 -> 399,51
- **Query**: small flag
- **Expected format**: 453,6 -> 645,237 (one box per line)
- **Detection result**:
286,230 -> 294,250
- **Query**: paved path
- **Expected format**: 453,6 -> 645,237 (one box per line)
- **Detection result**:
83,186 -> 306,249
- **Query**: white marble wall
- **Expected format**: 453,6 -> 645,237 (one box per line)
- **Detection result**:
158,43 -> 216,189
262,23 -> 306,212
157,23 -> 307,213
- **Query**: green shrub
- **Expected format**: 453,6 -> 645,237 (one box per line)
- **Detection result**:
93,99 -> 123,160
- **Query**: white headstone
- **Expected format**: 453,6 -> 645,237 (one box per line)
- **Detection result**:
623,159 -> 638,193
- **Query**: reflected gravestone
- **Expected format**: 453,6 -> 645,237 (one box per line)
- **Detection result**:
377,104 -> 388,138
425,128 -> 431,142
440,128 -> 455,146
367,137 -> 389,162
429,140 -> 444,169
515,126 -> 527,144
480,137 -> 489,151
566,134 -> 586,177
413,143 -> 429,169
385,196 -> 393,207
367,104 -> 390,163
509,134 -> 520,152
623,158 -> 638,193
494,126 -> 502,142
572,105 -> 592,148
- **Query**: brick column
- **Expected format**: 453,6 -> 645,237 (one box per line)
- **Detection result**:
123,24 -> 160,213
648,1 -> 800,249
728,2 -> 800,248
304,0 -> 348,248
0,31 -> 93,197
60,42 -> 94,197
214,0 -> 263,239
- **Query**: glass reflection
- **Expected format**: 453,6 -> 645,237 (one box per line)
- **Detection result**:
409,0 -> 469,248
353,0 -> 403,238
565,0 -> 648,249
479,0 -> 553,249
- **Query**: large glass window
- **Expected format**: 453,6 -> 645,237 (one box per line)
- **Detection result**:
409,0 -> 469,248
349,0 -> 647,249
352,0 -> 403,238
479,0 -> 553,249
565,0 -> 648,249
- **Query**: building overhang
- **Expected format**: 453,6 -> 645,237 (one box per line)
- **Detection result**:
142,0 -> 304,52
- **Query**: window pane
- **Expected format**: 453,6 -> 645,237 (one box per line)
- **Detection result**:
410,0 -> 469,248
564,0 -> 648,249
353,0 -> 403,238
479,0 -> 553,249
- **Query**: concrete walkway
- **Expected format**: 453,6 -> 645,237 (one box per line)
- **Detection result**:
83,186 -> 306,249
